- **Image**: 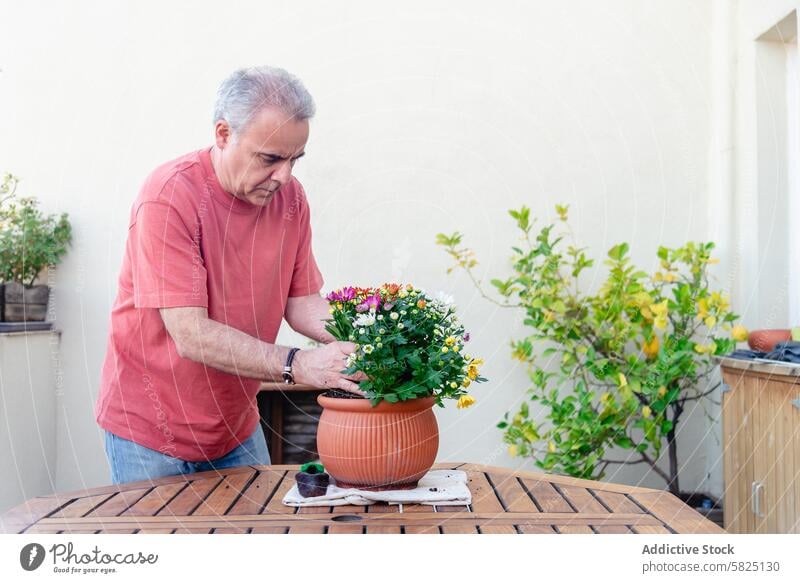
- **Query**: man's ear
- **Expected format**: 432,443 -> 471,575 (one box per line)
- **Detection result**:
214,120 -> 233,149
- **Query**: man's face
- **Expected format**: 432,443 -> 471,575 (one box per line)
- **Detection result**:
213,106 -> 309,206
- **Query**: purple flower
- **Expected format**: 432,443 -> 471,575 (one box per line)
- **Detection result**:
383,302 -> 395,311
357,293 -> 381,312
326,286 -> 357,303
463,332 -> 471,342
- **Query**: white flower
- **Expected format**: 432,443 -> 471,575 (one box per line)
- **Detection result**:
377,315 -> 384,320
398,323 -> 405,329
433,291 -> 455,308
353,313 -> 376,328
363,344 -> 374,354
390,312 -> 400,320
379,327 -> 386,334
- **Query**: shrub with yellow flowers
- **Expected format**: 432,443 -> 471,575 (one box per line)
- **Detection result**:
437,205 -> 746,495
324,284 -> 486,407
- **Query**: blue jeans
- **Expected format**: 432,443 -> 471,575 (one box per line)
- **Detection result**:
103,425 -> 271,484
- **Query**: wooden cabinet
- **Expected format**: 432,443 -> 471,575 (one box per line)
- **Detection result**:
720,358 -> 800,533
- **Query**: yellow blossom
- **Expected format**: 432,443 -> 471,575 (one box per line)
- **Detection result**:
709,291 -> 730,313
642,336 -> 660,360
618,373 -> 628,387
696,298 -> 709,320
642,406 -> 652,419
732,324 -> 749,342
663,272 -> 677,283
445,336 -> 456,346
508,444 -> 518,458
654,272 -> 664,283
704,316 -> 717,328
450,382 -> 458,389
651,300 -> 669,330
694,342 -> 717,355
599,392 -> 611,404
441,346 -> 449,353
657,386 -> 667,398
457,394 -> 476,409
706,257 -> 720,264
462,378 -> 471,388
548,441 -> 556,453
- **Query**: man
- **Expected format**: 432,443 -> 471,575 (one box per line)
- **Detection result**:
95,66 -> 363,484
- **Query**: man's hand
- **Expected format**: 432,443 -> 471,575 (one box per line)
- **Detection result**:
293,342 -> 367,395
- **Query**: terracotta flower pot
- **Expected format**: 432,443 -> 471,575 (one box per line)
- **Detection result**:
747,329 -> 791,352
316,395 -> 439,491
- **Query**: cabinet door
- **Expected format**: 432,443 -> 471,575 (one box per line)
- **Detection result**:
722,370 -> 757,533
754,377 -> 800,533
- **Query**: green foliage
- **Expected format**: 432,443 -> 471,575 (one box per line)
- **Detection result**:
438,205 -> 741,492
0,173 -> 72,285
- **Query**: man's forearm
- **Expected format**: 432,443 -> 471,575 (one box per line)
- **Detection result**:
179,316 -> 290,381
286,294 -> 337,343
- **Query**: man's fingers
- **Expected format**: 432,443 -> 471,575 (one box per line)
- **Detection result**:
336,341 -> 358,353
348,371 -> 368,382
337,378 -> 366,396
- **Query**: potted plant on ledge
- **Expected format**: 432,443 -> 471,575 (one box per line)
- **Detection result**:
0,173 -> 72,328
319,283 -> 487,490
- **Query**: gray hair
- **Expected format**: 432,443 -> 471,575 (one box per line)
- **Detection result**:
212,66 -> 316,135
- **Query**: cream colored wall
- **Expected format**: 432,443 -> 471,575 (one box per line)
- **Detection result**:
0,332 -> 58,515
1,0 -> 729,496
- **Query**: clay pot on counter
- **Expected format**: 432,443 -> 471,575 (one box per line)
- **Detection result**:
747,329 -> 792,352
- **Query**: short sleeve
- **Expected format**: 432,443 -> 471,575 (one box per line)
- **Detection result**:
130,201 -> 209,309
288,193 -> 324,297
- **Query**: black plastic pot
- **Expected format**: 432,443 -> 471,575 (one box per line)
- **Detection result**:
296,466 -> 330,498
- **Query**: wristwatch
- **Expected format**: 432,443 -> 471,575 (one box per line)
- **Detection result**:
283,347 -> 301,385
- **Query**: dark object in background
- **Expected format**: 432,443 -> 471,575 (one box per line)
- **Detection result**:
257,388 -> 323,464
296,463 -> 330,497
727,341 -> 800,364
0,282 -> 50,322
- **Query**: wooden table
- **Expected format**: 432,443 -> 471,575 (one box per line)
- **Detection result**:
1,463 -> 724,534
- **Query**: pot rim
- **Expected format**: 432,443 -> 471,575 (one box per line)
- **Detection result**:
317,394 -> 436,413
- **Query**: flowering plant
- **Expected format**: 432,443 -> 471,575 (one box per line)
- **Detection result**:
324,283 -> 486,407
438,205 -> 747,495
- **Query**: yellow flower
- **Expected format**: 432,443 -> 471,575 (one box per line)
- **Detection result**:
663,272 -> 677,283
444,336 -> 457,346
694,342 -> 717,355
704,316 -> 717,328
657,386 -> 667,398
441,346 -> 449,353
696,298 -> 709,320
706,257 -> 720,264
548,441 -> 556,453
642,336 -> 660,360
732,324 -> 749,342
508,444 -> 518,458
599,392 -> 611,404
653,272 -> 664,283
457,394 -> 476,409
462,378 -> 471,388
618,373 -> 628,387
709,291 -> 730,313
642,406 -> 652,419
450,382 -> 458,389
651,300 -> 669,330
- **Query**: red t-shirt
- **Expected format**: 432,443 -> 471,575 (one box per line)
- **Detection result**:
95,147 -> 324,461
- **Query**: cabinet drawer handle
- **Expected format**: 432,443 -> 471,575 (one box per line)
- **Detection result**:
751,481 -> 765,517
